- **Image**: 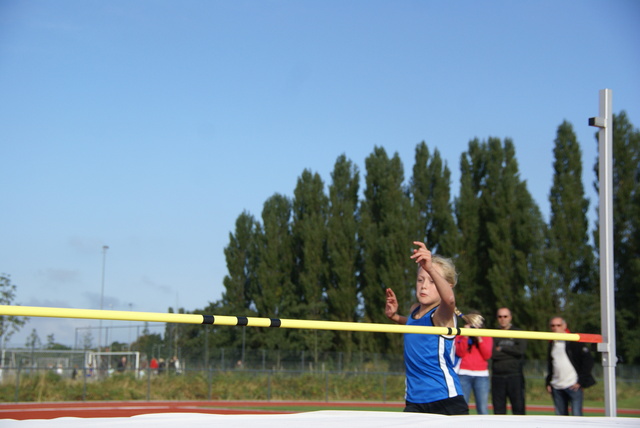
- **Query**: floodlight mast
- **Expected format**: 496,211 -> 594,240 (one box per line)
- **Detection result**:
98,245 -> 109,354
589,88 -> 616,417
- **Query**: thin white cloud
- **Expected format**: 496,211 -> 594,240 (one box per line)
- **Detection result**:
68,236 -> 105,255
25,296 -> 76,309
141,276 -> 173,295
37,268 -> 80,284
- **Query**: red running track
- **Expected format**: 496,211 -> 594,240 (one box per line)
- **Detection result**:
1,401 -> 638,420
0,401 -> 401,420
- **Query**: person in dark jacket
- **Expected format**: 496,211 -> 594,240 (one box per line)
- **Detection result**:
491,307 -> 527,414
546,317 -> 596,416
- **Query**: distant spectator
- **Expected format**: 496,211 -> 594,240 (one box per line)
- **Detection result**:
455,311 -> 493,414
117,356 -> 127,373
546,316 -> 596,416
150,357 -> 159,375
492,307 -> 527,415
170,356 -> 182,374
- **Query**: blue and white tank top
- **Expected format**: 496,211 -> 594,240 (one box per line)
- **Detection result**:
404,306 -> 463,403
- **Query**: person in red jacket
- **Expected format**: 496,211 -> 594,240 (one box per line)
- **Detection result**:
149,357 -> 159,375
455,312 -> 493,414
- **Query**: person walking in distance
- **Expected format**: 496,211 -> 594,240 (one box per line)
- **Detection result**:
491,307 -> 527,414
546,316 -> 595,416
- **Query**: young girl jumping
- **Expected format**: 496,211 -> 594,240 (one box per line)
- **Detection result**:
385,241 -> 468,415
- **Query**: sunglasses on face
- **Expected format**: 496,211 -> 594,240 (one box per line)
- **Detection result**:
550,324 -> 563,327
497,315 -> 509,318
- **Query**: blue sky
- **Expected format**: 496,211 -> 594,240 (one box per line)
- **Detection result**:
1,1 -> 639,348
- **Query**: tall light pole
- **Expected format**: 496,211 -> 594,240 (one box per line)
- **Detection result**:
98,245 -> 109,353
128,303 -> 133,346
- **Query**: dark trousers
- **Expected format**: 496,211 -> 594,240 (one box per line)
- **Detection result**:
404,395 -> 469,415
491,373 -> 526,414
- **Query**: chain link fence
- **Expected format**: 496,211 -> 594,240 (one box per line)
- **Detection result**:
1,348 -> 638,402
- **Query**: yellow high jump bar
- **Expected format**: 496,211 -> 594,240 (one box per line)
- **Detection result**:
0,305 -> 602,343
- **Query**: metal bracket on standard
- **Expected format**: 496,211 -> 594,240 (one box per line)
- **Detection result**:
588,116 -> 606,128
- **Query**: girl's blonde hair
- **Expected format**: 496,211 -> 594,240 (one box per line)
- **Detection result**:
431,254 -> 458,287
460,311 -> 485,328
428,255 -> 477,325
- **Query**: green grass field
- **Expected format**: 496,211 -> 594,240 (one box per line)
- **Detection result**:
1,370 -> 638,417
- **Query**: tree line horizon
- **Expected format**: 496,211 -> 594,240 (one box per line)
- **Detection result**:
2,112 -> 638,367
179,110 -> 637,365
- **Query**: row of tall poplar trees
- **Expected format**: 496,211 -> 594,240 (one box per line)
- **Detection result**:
179,112 -> 638,364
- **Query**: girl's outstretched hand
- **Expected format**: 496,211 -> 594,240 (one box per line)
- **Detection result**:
385,288 -> 398,319
410,241 -> 432,272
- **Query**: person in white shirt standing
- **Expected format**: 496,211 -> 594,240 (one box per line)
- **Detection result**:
545,317 -> 596,416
